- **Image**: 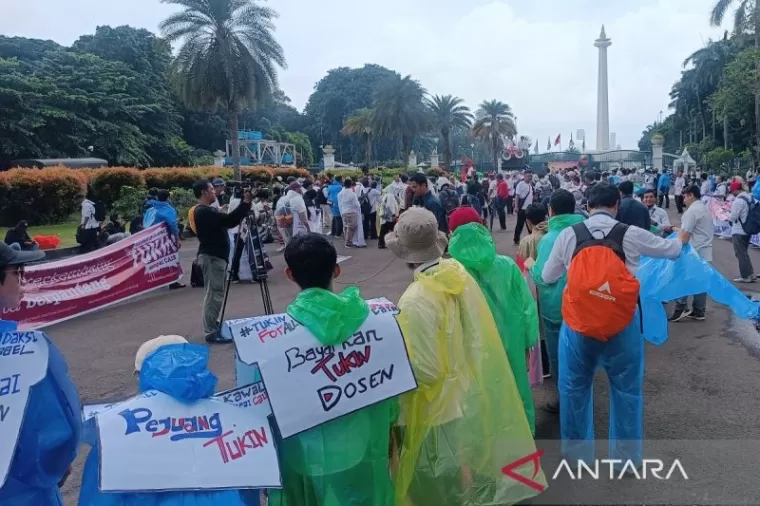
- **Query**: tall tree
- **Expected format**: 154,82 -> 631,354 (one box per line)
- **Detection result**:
371,75 -> 429,166
710,0 -> 760,154
471,100 -> 516,172
160,0 -> 286,179
427,95 -> 473,170
341,108 -> 374,166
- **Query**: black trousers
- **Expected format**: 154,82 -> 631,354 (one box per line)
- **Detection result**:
506,196 -> 514,214
230,233 -> 245,278
331,215 -> 343,237
514,208 -> 527,244
79,228 -> 100,253
675,195 -> 684,213
363,212 -> 378,239
378,221 -> 394,248
658,191 -> 670,208
495,199 -> 507,230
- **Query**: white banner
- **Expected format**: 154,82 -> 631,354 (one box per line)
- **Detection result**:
98,390 -> 281,492
0,332 -> 49,487
229,298 -> 416,439
216,381 -> 271,418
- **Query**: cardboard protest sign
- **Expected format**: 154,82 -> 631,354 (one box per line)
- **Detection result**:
229,297 -> 416,439
98,390 -> 280,492
0,331 -> 49,486
216,381 -> 271,418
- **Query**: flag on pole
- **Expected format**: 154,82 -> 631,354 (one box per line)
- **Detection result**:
554,134 -> 561,146
569,133 -> 575,149
547,137 -> 551,151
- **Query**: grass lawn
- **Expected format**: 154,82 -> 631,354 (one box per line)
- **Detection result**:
0,219 -> 80,248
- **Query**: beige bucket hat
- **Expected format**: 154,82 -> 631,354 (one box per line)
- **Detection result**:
386,207 -> 448,264
134,335 -> 188,372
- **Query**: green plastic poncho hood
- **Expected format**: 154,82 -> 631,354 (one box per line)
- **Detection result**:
448,222 -> 496,271
286,286 -> 369,345
273,286 -> 398,506
530,212 -> 585,324
448,222 -> 539,434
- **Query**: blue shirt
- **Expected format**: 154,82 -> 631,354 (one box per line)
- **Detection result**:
143,201 -> 179,237
327,182 -> 342,216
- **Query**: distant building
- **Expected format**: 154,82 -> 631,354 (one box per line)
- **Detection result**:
7,158 -> 108,170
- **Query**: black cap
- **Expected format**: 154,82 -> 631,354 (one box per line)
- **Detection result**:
0,242 -> 45,267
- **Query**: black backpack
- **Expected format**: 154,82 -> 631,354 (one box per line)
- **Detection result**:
739,196 -> 760,235
358,189 -> 372,215
94,200 -> 107,221
440,189 -> 460,214
315,187 -> 328,206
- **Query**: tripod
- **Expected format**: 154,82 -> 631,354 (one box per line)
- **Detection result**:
217,211 -> 274,329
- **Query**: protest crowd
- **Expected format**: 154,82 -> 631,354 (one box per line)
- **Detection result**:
3,161 -> 760,506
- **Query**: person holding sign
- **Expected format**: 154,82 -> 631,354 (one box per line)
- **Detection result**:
447,208 -> 539,435
0,241 -> 82,505
267,233 -> 399,506
385,208 -> 545,506
78,336 -> 261,506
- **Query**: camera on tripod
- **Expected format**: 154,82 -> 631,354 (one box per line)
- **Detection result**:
226,178 -> 254,199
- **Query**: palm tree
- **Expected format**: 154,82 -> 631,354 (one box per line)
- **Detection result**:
471,100 -> 516,172
160,0 -> 286,180
341,108 -> 374,166
710,0 -> 760,152
371,75 -> 429,167
427,95 -> 473,170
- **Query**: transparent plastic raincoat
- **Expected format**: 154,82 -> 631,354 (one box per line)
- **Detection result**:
268,287 -> 398,506
78,344 -> 251,506
637,243 -> 760,345
394,259 -> 545,506
448,222 -> 539,434
0,322 -> 81,506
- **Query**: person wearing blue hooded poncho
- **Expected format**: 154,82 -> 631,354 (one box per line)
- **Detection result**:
0,242 -> 82,506
78,337 -> 258,506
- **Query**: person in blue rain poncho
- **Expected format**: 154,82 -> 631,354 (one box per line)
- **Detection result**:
78,336 -> 255,506
0,242 -> 82,506
541,184 -> 687,467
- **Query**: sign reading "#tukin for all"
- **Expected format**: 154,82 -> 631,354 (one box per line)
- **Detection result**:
229,298 -> 417,438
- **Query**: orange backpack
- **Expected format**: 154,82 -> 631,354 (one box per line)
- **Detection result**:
562,222 -> 640,341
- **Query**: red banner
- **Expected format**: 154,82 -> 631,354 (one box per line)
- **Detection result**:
3,224 -> 182,330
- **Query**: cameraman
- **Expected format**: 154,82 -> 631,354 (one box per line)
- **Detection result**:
192,179 -> 252,343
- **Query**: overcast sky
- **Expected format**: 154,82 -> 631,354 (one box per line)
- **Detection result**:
2,0 -> 728,150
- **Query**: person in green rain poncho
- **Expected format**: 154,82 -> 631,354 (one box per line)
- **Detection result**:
268,233 -> 398,506
447,206 -> 539,434
528,189 -> 585,413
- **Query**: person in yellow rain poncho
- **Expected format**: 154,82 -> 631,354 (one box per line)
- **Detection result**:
447,207 -> 539,435
385,207 -> 546,506
268,233 -> 398,506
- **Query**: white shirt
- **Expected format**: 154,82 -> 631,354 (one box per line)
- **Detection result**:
367,188 -> 382,213
338,187 -> 361,215
387,181 -> 406,202
647,206 -> 670,228
729,192 -> 751,236
674,177 -> 685,196
700,180 -> 710,197
542,211 -> 683,282
514,181 -> 534,210
680,200 -> 713,261
81,200 -> 99,229
714,183 -> 727,199
287,190 -> 307,216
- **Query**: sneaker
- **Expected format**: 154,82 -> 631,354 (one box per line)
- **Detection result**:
669,309 -> 691,322
688,312 -> 706,321
544,400 -> 560,414
169,282 -> 186,290
345,243 -> 356,248
733,277 -> 755,283
204,332 -> 232,344
276,246 -> 286,253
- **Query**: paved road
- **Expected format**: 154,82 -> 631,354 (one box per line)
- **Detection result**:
55,208 -> 760,504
